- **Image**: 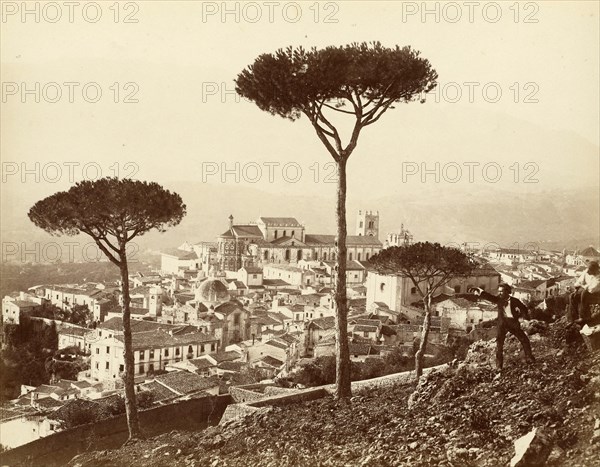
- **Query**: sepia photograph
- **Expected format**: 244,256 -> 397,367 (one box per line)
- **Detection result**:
1,1 -> 599,465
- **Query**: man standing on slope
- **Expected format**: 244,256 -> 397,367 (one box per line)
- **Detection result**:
469,283 -> 535,370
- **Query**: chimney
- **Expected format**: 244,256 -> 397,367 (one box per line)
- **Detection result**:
20,291 -> 26,300
229,214 -> 234,228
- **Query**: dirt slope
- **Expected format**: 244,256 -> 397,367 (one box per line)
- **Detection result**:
69,318 -> 600,467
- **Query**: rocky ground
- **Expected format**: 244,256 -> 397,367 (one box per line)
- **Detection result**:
69,318 -> 600,467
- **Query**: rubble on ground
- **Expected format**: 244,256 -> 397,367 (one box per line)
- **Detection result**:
68,319 -> 599,467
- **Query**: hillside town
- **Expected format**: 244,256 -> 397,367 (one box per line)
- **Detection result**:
2,210 -> 599,450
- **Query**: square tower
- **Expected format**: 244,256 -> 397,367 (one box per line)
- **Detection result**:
356,210 -> 379,239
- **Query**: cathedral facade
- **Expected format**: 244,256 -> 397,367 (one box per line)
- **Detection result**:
216,213 -> 383,273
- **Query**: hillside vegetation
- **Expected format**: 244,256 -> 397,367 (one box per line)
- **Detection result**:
68,318 -> 599,467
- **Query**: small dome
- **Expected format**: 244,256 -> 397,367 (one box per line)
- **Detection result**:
196,278 -> 229,303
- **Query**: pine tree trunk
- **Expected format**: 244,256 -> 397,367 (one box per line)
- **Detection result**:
119,248 -> 141,440
334,159 -> 351,399
415,293 -> 432,379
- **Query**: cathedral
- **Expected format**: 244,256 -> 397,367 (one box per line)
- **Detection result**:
216,211 -> 383,272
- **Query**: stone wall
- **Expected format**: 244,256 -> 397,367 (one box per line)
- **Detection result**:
2,394 -> 231,467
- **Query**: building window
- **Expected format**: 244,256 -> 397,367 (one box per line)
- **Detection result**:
95,362 -> 99,369
188,345 -> 193,355
200,344 -> 205,353
264,250 -> 269,260
96,348 -> 100,354
119,364 -> 124,372
139,350 -> 144,360
411,287 -> 417,294
211,343 -> 216,351
274,230 -> 278,239
358,253 -> 361,261
253,274 -> 257,279
165,348 -> 169,357
175,347 -> 180,356
364,331 -> 369,338
105,362 -> 109,369
149,364 -> 154,373
349,253 -> 353,261
139,364 -> 144,374
323,252 -> 327,261
454,285 -> 461,293
149,350 -> 154,359
380,283 -> 385,292
106,346 -> 110,354
234,314 -> 240,325
283,230 -> 287,237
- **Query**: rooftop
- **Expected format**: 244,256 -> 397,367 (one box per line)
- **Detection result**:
155,371 -> 219,395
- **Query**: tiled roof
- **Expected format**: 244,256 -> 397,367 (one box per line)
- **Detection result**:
349,343 -> 373,355
124,330 -> 216,350
263,279 -> 291,287
258,217 -> 302,227
242,266 -> 263,274
380,325 -> 397,336
0,405 -> 38,422
58,326 -> 90,337
105,306 -> 150,316
71,380 -> 91,389
232,225 -> 264,238
269,236 -> 299,245
295,294 -> 324,305
354,319 -> 381,327
161,248 -> 198,260
265,339 -> 288,350
346,260 -> 366,271
258,355 -> 284,368
275,333 -> 298,345
218,361 -> 245,372
354,324 -> 378,333
309,316 -> 336,330
50,399 -> 100,422
208,351 -> 242,363
214,301 -> 246,315
139,381 -> 178,402
98,317 -> 199,335
187,358 -> 216,371
266,312 -> 289,323
34,397 -> 65,409
264,263 -> 305,272
518,279 -> 546,289
13,300 -> 40,308
155,371 -> 218,395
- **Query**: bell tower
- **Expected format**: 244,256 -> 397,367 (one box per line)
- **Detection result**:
356,210 -> 379,239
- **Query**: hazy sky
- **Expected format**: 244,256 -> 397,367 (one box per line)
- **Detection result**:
2,1 -> 599,215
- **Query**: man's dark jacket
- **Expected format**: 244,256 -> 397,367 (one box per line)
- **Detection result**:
478,290 -> 530,320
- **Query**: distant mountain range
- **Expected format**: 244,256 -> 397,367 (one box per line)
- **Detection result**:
2,106 -> 598,258
4,182 -> 595,262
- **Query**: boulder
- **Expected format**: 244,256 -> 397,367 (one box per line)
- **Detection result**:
510,427 -> 553,467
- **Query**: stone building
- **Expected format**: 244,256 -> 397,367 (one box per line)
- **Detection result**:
215,212 -> 383,273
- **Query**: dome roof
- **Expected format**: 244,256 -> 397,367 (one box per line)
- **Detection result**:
196,278 -> 230,303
